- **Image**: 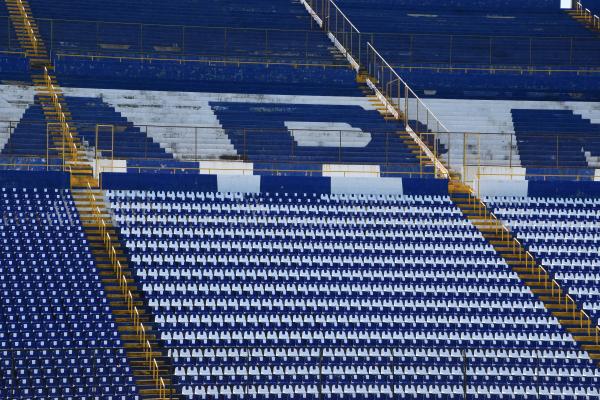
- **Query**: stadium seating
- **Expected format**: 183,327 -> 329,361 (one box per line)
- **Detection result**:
67,96 -> 172,160
29,0 -> 337,65
0,84 -> 431,176
1,101 -> 47,158
331,0 -> 600,69
0,95 -> 172,162
210,102 -> 426,177
0,185 -> 138,399
107,186 -> 600,398
485,195 -> 600,325
385,67 -> 600,103
511,109 -> 600,170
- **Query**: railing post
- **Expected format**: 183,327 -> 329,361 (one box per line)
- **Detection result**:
318,347 -> 323,400
10,348 -> 15,398
462,349 -> 468,399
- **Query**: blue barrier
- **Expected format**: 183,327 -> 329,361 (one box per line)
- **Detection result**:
260,175 -> 331,194
402,70 -> 600,101
101,172 -> 218,191
402,178 -> 449,195
0,54 -> 31,82
101,172 -> 448,195
581,0 -> 600,15
0,171 -> 69,188
528,180 -> 600,197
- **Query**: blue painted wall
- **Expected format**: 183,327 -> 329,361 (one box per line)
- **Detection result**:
101,172 -> 448,195
528,180 -> 600,197
0,171 -> 69,188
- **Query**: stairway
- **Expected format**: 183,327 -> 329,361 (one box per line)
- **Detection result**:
449,181 -> 600,364
72,188 -> 179,399
5,0 -> 49,66
356,79 -> 438,176
566,5 -> 600,33
5,0 -> 179,398
6,0 -> 92,182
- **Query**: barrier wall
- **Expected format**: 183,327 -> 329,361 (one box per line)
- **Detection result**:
337,0 -> 561,11
478,179 -> 600,198
101,173 -> 449,195
581,0 -> 600,14
0,171 -> 70,188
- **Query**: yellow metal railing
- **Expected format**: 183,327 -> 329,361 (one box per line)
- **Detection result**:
364,43 -> 450,179
9,3 -> 81,169
14,0 -> 38,54
86,182 -> 168,398
460,185 -> 600,345
575,1 -> 600,30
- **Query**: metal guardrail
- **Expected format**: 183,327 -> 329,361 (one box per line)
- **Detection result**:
26,17 -> 344,66
4,121 -> 600,177
364,44 -> 449,178
575,1 -> 600,30
461,185 -> 600,347
301,0 -> 361,69
86,183 -> 168,398
361,32 -> 600,69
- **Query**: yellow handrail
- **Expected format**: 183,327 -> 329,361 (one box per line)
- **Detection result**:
576,1 -> 600,30
462,184 -> 600,341
15,0 -> 38,54
85,182 -> 166,394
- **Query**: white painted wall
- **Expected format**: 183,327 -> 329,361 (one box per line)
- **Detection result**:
419,98 -> 600,170
561,0 -> 573,8
0,86 -> 36,152
323,164 -> 380,177
285,122 -> 371,148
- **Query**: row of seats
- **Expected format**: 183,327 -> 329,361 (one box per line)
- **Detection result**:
485,195 -> 600,323
0,187 -> 139,398
107,188 -> 600,398
333,0 -> 600,69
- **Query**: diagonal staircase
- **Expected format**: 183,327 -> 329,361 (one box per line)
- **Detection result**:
566,2 -> 600,33
5,0 -> 179,398
449,180 -> 600,364
73,186 -> 180,399
357,78 -> 440,177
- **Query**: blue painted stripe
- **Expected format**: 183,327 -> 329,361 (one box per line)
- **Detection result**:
101,172 -> 450,195
0,171 -> 70,188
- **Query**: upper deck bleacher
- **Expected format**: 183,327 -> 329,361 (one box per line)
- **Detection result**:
26,0 -> 339,66
334,0 -> 600,70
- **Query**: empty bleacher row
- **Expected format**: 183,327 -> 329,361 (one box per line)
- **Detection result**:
106,187 -> 600,398
512,109 -> 600,170
210,102 -> 426,177
0,94 -> 171,164
327,0 -> 600,69
25,0 -> 338,65
485,195 -> 600,325
0,185 -> 138,399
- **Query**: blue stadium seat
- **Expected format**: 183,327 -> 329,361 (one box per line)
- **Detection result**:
0,186 -> 139,399
107,187 -> 600,398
